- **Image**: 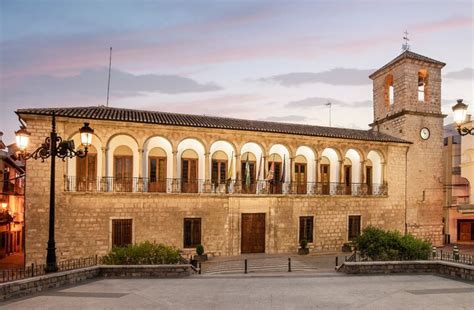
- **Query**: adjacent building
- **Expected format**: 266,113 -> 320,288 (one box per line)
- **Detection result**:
0,133 -> 25,263
444,118 -> 474,243
17,50 -> 446,264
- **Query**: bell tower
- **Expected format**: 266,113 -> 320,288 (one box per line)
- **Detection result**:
369,50 -> 446,245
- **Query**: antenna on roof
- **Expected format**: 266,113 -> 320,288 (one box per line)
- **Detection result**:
402,30 -> 410,51
325,101 -> 332,127
106,47 -> 112,107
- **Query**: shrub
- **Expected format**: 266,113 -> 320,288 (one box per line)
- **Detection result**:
102,241 -> 180,265
300,239 -> 308,249
196,244 -> 204,255
354,226 -> 431,261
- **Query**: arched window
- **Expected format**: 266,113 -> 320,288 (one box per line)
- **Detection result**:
76,145 -> 97,191
384,74 -> 394,107
114,145 -> 133,192
211,151 -> 228,187
418,69 -> 428,103
181,149 -> 199,193
294,155 -> 307,194
148,147 -> 167,192
241,151 -> 257,194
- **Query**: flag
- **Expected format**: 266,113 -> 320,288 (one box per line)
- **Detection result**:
266,155 -> 275,181
245,153 -> 251,189
280,154 -> 286,183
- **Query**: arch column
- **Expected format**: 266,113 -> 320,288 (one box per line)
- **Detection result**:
360,160 -> 367,195
138,148 -> 144,178
172,150 -> 178,179
338,160 -> 344,183
236,153 -> 242,180
289,156 -> 295,183
204,152 -> 210,181
101,147 -> 108,178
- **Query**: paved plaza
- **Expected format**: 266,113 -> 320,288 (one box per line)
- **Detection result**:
2,274 -> 473,309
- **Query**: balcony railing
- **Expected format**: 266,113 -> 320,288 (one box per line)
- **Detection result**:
1,178 -> 25,196
64,176 -> 388,197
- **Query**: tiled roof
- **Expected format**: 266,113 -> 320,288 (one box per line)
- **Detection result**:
16,106 -> 410,144
369,50 -> 446,79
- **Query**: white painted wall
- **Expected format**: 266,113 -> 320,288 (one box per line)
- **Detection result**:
67,133 -> 103,178
209,140 -> 236,179
367,150 -> 383,184
268,144 -> 290,182
345,149 -> 361,183
321,148 -> 340,183
106,134 -> 139,178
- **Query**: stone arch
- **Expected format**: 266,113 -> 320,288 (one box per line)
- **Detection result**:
177,138 -> 205,180
367,150 -> 383,184
321,147 -> 340,183
67,132 -> 103,178
143,136 -> 173,181
345,149 -> 362,183
240,142 -> 264,180
106,134 -> 139,178
296,145 -> 316,183
268,144 -> 290,182
209,140 -> 236,180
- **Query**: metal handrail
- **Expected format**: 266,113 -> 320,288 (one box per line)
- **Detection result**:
64,176 -> 388,197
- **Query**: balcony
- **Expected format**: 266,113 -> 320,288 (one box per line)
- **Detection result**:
1,179 -> 25,196
64,176 -> 388,197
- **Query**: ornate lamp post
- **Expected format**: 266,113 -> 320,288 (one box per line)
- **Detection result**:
452,99 -> 471,135
15,112 -> 93,272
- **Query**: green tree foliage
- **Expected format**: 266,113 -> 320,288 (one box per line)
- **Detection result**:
102,241 -> 180,265
355,226 -> 431,261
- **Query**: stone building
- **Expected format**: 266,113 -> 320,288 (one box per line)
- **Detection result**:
0,133 -> 25,263
443,117 -> 474,243
17,50 -> 446,264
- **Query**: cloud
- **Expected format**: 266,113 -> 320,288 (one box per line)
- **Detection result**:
1,67 -> 222,105
260,68 -> 375,86
285,97 -> 372,109
444,68 -> 474,80
259,115 -> 308,122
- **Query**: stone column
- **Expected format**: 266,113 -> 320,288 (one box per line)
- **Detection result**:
172,150 -> 178,193
101,147 -> 108,177
138,148 -> 144,178
360,160 -> 367,195
138,148 -> 144,192
338,160 -> 344,183
289,157 -> 294,183
204,152 -> 210,181
236,153 -> 242,181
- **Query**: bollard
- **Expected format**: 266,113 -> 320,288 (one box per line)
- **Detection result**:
432,246 -> 437,259
198,262 -> 202,275
244,259 -> 248,274
453,245 -> 460,261
31,263 -> 35,277
288,258 -> 292,272
440,250 -> 443,261
335,256 -> 338,267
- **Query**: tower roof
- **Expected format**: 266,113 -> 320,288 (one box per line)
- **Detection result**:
369,50 -> 446,79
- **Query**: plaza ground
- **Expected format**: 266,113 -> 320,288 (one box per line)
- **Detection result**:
2,274 -> 473,309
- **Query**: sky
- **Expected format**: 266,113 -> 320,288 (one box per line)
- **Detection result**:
1,0 -> 473,144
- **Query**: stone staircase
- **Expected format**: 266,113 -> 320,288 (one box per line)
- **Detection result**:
201,256 -> 324,274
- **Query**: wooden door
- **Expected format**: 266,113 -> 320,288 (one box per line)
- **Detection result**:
268,162 -> 282,194
182,158 -> 198,193
149,156 -> 166,192
321,164 -> 330,194
241,213 -> 266,253
366,166 -> 373,195
76,154 -> 97,191
212,160 -> 227,185
114,156 -> 133,192
344,165 -> 352,195
459,222 -> 472,241
241,161 -> 256,194
295,163 -> 307,194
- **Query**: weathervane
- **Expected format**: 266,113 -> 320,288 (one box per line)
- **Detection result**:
402,30 -> 410,51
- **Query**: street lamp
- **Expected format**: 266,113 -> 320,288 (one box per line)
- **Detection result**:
14,112 -> 93,272
452,99 -> 471,135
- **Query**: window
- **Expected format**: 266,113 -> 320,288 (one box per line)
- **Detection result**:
184,218 -> 201,248
112,219 -> 133,247
211,160 -> 227,185
348,216 -> 361,241
384,74 -> 394,107
418,69 -> 428,103
299,216 -> 314,243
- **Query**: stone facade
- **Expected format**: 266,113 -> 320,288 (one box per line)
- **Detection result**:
19,51 -> 446,265
370,52 -> 445,245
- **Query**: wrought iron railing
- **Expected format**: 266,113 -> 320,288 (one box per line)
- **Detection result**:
64,176 -> 388,197
432,250 -> 474,265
